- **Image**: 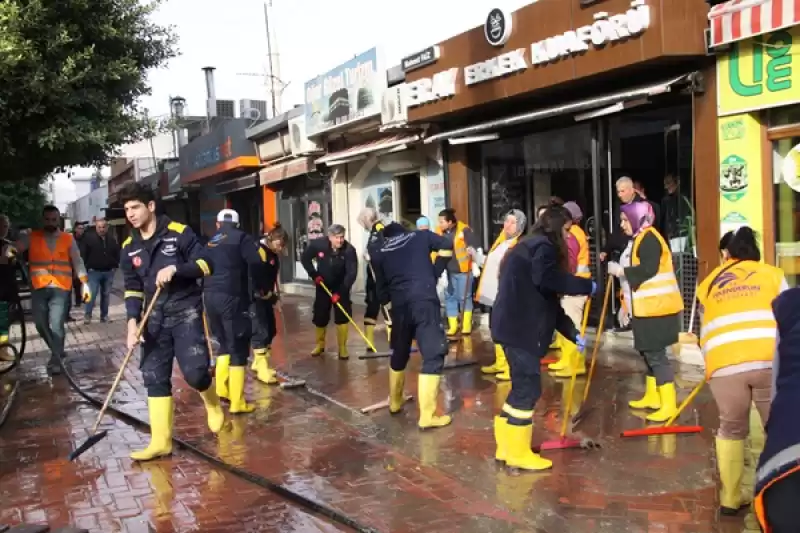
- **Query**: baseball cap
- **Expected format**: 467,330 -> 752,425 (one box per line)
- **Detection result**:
217,209 -> 240,224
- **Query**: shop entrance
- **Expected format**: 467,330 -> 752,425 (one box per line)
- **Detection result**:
228,188 -> 262,236
395,172 -> 421,229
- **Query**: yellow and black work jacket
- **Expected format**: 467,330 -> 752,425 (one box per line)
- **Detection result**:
121,216 -> 211,321
629,227 -> 683,318
697,259 -> 783,380
569,225 -> 591,279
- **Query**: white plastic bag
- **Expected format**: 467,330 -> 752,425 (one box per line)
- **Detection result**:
436,272 -> 448,302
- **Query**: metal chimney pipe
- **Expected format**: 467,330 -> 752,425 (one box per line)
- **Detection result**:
202,66 -> 217,132
170,96 -> 187,152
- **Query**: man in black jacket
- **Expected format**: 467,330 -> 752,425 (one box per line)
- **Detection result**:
80,218 -> 120,323
300,224 -> 358,359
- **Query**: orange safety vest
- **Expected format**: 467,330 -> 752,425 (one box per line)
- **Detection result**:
569,225 -> 590,279
474,232 -> 519,303
28,230 -> 74,291
697,260 -> 783,380
434,221 -> 471,272
630,227 -> 684,318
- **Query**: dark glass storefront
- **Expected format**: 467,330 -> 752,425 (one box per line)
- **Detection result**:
467,102 -> 697,328
274,173 -> 333,283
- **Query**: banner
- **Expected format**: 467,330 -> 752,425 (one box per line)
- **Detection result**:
718,26 -> 800,116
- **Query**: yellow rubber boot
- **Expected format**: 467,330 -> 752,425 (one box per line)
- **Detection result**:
310,327 -> 326,356
0,334 -> 13,362
646,382 -> 678,422
215,354 -> 230,400
199,385 -> 226,433
481,344 -> 508,375
496,345 -> 510,381
131,397 -> 174,461
250,349 -> 259,372
365,325 -> 376,352
417,374 -> 452,429
553,341 -> 586,378
547,333 -> 569,371
715,437 -> 746,514
336,324 -> 349,359
389,369 -> 406,414
446,317 -> 458,336
504,423 -> 553,471
494,415 -> 508,463
629,376 -> 661,410
461,311 -> 473,334
548,333 -> 560,351
252,350 -> 278,385
228,367 -> 255,414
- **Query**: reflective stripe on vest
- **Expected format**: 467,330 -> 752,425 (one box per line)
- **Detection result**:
435,221 -> 471,272
29,230 -> 74,291
698,261 -> 783,379
570,225 -> 591,279
630,227 -> 683,318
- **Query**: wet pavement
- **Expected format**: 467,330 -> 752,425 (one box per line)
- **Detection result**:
0,287 -> 763,533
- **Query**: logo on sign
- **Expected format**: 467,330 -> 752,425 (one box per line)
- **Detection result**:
485,8 -> 512,47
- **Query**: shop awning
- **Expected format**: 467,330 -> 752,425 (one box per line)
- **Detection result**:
423,74 -> 693,145
708,0 -> 798,48
259,157 -> 315,185
315,134 -> 421,167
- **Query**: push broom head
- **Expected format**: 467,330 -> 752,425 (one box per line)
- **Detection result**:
538,437 -> 602,451
68,430 -> 108,461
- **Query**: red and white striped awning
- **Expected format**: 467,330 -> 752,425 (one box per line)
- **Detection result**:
709,0 -> 800,47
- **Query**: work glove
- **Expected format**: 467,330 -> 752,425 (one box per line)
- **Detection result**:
473,247 -> 486,267
314,276 -> 324,286
471,261 -> 481,278
590,281 -> 598,295
575,334 -> 586,353
2,244 -> 16,259
331,293 -> 341,304
81,283 -> 92,303
607,262 -> 624,278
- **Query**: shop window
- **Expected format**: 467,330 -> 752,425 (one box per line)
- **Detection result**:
771,135 -> 800,286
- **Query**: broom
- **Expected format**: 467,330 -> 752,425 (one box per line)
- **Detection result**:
620,380 -> 705,437
69,287 -> 162,461
673,287 -> 704,367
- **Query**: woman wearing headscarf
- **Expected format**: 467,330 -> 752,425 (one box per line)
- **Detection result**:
698,227 -> 786,517
606,201 -> 683,422
475,209 -> 527,381
491,207 -> 595,472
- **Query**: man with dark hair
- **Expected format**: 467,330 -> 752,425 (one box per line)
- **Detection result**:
300,224 -> 358,359
118,182 -> 225,461
80,218 -> 120,323
15,205 -> 89,374
436,208 -> 478,337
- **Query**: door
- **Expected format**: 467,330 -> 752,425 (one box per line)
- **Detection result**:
395,172 -> 421,229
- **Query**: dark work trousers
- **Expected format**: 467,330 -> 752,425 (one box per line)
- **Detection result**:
205,292 -> 252,366
312,287 -> 351,327
765,471 -> 800,533
364,287 -> 380,326
251,298 -> 277,351
141,306 -> 212,397
640,349 -> 674,386
502,345 -> 543,426
389,300 -> 447,375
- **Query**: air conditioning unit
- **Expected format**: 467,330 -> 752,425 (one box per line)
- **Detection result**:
216,99 -> 236,119
288,116 -> 324,156
239,99 -> 268,120
381,85 -> 408,127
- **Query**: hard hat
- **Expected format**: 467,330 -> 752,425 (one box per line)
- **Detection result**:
217,209 -> 240,224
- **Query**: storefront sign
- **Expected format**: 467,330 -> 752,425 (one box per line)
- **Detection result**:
485,8 -> 512,47
180,119 -> 260,184
531,2 -> 651,65
718,27 -> 800,116
304,47 -> 386,137
406,68 -> 458,107
717,114 -> 765,247
465,49 -> 527,86
402,46 -> 440,72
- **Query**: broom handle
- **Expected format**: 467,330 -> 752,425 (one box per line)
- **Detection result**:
560,297 -> 592,439
664,380 -> 705,427
91,286 -> 162,434
583,276 -> 613,402
687,284 -> 698,335
318,280 -> 377,352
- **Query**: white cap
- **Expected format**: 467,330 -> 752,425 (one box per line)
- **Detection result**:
217,209 -> 240,224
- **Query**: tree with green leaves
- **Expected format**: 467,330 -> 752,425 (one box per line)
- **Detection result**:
0,0 -> 178,182
0,180 -> 47,228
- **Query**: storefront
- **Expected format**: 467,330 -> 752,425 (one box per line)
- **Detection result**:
403,0 -> 719,327
710,0 -> 800,286
179,118 -> 262,238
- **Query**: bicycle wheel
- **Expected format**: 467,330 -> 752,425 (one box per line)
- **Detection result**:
0,302 -> 25,374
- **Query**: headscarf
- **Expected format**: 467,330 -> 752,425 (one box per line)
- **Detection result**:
563,201 -> 582,222
620,201 -> 654,236
505,209 -> 527,238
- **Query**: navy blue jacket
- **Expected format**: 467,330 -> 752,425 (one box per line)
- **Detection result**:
491,235 -> 593,353
300,237 -> 358,294
121,216 -> 211,321
251,242 -> 280,297
202,223 -> 264,298
369,222 -> 453,308
756,287 -> 800,497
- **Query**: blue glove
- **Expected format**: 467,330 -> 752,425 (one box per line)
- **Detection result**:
576,335 -> 586,353
590,281 -> 597,296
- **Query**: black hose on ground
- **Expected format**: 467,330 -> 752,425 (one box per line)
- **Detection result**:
52,353 -> 382,533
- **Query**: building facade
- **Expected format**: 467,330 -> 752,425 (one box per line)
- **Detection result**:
709,0 -> 800,286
